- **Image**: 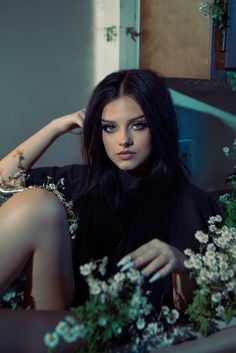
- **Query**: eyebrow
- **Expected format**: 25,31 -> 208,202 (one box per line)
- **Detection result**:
101,114 -> 145,124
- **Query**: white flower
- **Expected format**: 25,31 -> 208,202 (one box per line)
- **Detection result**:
215,305 -> 225,317
113,272 -> 125,283
198,2 -> 211,16
136,317 -> 146,330
204,251 -> 217,267
44,332 -> 59,348
219,261 -> 228,272
62,329 -> 79,343
195,230 -> 209,244
71,324 -> 86,339
166,309 -> 179,324
130,293 -> 141,307
80,262 -> 96,276
211,292 -> 222,303
161,306 -> 170,316
192,256 -> 203,270
108,280 -> 122,296
214,236 -> 228,249
223,146 -> 230,156
65,316 -> 76,326
226,281 -> 235,292
145,322 -> 163,336
199,269 -> 208,283
184,248 -> 193,257
215,215 -> 223,222
207,270 -> 219,282
227,269 -> 234,278
55,321 -> 69,336
208,215 -> 222,225
98,317 -> 108,327
89,281 -> 101,295
101,281 -> 109,293
126,268 -> 143,284
184,258 -> 195,269
207,243 -> 216,252
209,224 -> 217,232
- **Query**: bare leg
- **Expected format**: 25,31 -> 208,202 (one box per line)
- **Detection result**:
0,188 -> 74,310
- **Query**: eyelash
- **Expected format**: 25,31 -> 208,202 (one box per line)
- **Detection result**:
101,122 -> 148,133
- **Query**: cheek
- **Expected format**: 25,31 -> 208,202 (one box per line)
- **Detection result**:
139,132 -> 152,152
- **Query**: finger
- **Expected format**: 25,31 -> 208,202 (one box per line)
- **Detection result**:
69,111 -> 85,134
78,109 -> 86,120
149,263 -> 173,283
142,255 -> 166,277
132,246 -> 164,270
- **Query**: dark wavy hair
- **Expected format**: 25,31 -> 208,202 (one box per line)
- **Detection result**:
72,69 -> 190,291
75,69 -> 188,217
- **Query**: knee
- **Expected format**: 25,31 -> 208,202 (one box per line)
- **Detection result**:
1,188 -> 67,229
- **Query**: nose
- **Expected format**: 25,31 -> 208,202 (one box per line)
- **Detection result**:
118,129 -> 133,147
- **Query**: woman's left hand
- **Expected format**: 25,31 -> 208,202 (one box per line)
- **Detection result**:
117,238 -> 187,283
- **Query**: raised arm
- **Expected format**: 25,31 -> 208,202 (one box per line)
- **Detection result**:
0,111 -> 85,184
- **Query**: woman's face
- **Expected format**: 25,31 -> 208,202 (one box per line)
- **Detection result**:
101,95 -> 152,175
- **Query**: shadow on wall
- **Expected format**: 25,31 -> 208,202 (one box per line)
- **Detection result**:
175,103 -> 236,192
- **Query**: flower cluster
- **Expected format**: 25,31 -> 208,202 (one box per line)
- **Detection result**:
44,315 -> 86,351
219,140 -> 236,227
0,272 -> 27,309
185,215 -> 236,335
44,257 -> 188,353
198,1 -> 228,30
37,176 -> 78,238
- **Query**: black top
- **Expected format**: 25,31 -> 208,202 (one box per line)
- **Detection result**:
27,165 -> 222,308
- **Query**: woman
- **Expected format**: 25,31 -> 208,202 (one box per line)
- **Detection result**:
0,69 -> 220,349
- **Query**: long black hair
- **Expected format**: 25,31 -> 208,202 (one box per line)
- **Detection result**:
75,69 -> 187,208
72,70 -> 189,303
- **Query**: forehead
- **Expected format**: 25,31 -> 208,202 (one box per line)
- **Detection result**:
102,96 -> 143,119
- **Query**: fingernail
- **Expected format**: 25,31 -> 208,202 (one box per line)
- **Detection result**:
140,270 -> 146,277
117,255 -> 132,267
149,272 -> 161,283
120,261 -> 134,272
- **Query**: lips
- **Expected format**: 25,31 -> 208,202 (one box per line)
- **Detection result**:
117,150 -> 136,160
117,150 -> 135,155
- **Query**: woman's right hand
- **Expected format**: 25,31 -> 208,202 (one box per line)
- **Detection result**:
50,109 -> 86,136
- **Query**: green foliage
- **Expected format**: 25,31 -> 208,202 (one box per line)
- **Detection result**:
227,71 -> 236,92
210,0 -> 229,29
0,194 -> 7,206
104,26 -> 117,42
199,0 -> 229,29
186,290 -> 214,336
125,27 -> 140,41
72,295 -> 130,353
219,141 -> 236,227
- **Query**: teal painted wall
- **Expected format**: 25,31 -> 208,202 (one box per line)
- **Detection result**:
172,90 -> 236,191
0,0 -> 94,166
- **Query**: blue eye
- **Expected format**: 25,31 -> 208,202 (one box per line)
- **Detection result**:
102,124 -> 117,133
132,122 -> 148,130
